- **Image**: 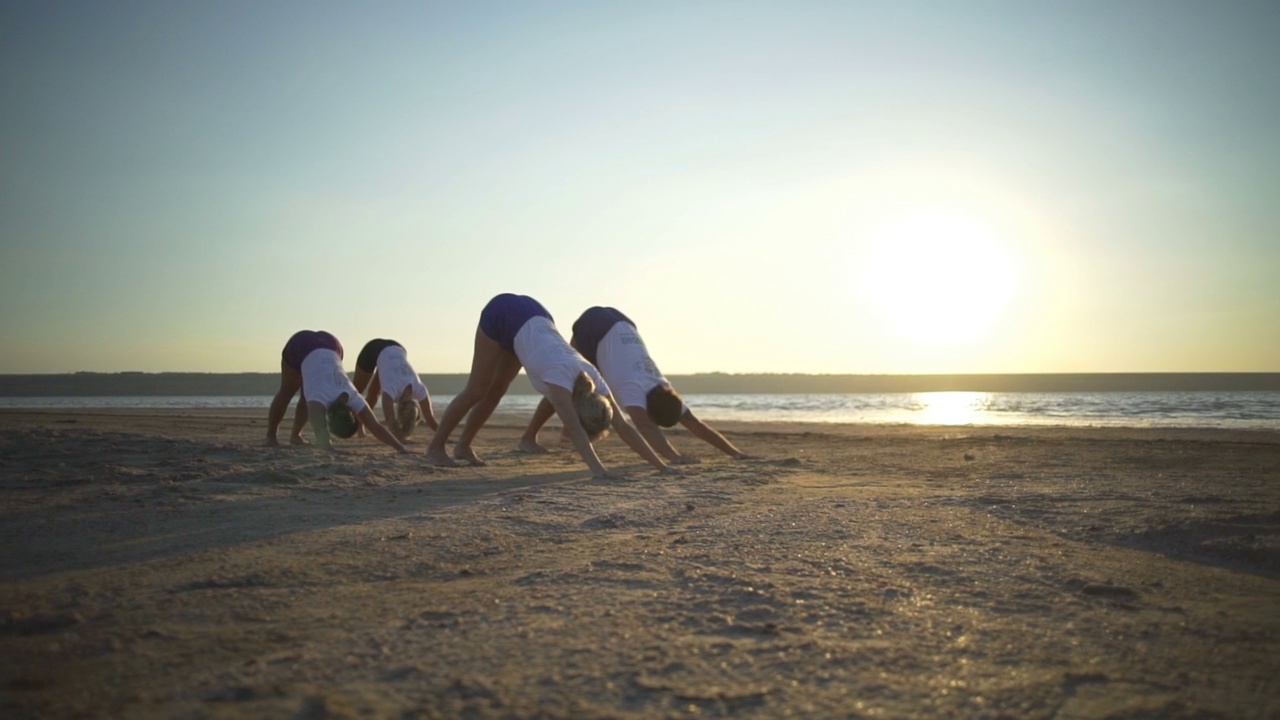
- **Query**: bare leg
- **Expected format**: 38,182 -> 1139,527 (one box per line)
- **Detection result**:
518,396 -> 557,454
420,397 -> 439,431
353,367 -> 374,397
266,361 -> 302,446
290,389 -> 309,444
454,352 -> 522,465
426,328 -> 519,466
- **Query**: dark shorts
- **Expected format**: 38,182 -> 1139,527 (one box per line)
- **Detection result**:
355,339 -> 403,373
479,294 -> 553,354
570,306 -> 634,366
282,330 -> 343,372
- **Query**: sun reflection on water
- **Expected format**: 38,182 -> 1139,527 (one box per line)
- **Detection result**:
914,391 -> 988,425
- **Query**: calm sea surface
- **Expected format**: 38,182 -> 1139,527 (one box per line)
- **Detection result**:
3,392 -> 1278,430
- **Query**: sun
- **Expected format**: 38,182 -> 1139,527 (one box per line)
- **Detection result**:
859,212 -> 1017,346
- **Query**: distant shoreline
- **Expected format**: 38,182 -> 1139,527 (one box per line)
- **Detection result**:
1,372 -> 1278,396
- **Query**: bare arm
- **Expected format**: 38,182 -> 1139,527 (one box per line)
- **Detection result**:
358,406 -> 410,453
419,396 -> 438,431
544,385 -> 609,477
608,397 -> 678,473
364,371 -> 382,408
381,391 -> 397,428
306,400 -> 335,451
680,409 -> 747,459
625,406 -> 698,464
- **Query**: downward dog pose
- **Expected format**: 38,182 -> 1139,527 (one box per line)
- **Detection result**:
520,306 -> 748,462
265,330 -> 409,453
351,338 -> 439,440
424,294 -> 679,478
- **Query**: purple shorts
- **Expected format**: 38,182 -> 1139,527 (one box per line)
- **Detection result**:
356,338 -> 402,373
570,306 -> 634,366
282,330 -> 343,371
479,294 -> 552,354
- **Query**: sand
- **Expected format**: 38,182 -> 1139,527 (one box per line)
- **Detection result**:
1,408 -> 1277,719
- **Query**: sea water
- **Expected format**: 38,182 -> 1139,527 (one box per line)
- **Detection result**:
2,392 -> 1278,430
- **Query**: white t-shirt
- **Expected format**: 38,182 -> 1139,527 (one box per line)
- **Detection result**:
595,321 -> 684,412
300,349 -> 369,413
514,316 -> 609,398
376,345 -> 428,402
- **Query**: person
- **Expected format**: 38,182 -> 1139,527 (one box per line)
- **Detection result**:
520,306 -> 747,463
265,330 -> 410,453
351,338 -> 439,440
424,294 -> 680,478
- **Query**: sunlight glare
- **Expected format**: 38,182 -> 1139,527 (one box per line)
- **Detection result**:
860,212 -> 1016,346
914,391 -> 988,425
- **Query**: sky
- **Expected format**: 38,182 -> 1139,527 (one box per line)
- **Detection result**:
2,0 -> 1277,375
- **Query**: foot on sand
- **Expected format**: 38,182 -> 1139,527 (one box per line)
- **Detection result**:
425,447 -> 459,467
517,439 -> 549,454
454,444 -> 487,466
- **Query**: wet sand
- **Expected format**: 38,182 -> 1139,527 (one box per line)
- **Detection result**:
1,409 -> 1277,719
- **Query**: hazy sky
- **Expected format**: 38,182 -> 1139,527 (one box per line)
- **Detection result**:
2,1 -> 1277,375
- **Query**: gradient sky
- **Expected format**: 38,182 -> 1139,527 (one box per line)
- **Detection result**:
2,1 -> 1277,375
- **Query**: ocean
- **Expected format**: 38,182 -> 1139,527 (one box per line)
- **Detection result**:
3,391 -> 1278,430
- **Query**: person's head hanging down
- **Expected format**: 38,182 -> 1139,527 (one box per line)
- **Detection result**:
573,371 -> 613,440
645,385 -> 685,428
394,386 -> 422,439
350,339 -> 440,439
326,396 -> 360,439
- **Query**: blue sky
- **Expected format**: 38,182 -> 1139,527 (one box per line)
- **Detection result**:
2,1 -> 1277,374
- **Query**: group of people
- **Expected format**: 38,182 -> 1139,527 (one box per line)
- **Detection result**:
265,294 -> 747,478
265,333 -> 435,454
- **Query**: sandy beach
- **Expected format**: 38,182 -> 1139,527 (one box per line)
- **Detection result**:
1,408 -> 1277,719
